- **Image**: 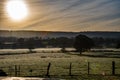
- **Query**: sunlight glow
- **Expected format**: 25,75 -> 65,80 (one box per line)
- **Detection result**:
6,0 -> 28,21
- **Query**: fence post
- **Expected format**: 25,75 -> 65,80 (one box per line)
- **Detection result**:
69,63 -> 72,76
112,61 -> 115,75
88,62 -> 90,75
15,65 -> 17,77
46,63 -> 51,77
14,65 -> 20,77
18,65 -> 20,76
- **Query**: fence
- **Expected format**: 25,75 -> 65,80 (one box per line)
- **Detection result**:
0,61 -> 120,77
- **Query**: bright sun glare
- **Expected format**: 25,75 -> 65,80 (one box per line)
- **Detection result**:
6,0 -> 28,21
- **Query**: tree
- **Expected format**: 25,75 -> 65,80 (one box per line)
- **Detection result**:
17,38 -> 25,48
116,43 -> 120,49
74,34 -> 94,54
57,37 -> 69,52
26,38 -> 35,53
0,42 -> 3,49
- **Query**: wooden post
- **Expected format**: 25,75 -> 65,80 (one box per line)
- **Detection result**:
15,65 -> 17,77
112,61 -> 115,75
46,63 -> 51,77
14,65 -> 20,77
88,62 -> 90,75
69,63 -> 72,76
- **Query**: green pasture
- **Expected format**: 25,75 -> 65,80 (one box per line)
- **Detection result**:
0,49 -> 120,80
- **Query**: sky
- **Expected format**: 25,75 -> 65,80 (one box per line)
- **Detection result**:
0,0 -> 120,32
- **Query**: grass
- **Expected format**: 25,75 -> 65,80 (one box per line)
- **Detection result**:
0,48 -> 120,80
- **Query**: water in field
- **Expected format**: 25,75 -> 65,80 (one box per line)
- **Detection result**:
0,77 -> 64,80
0,48 -> 74,53
0,48 -> 119,52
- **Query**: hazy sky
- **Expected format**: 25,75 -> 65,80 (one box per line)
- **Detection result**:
0,0 -> 120,32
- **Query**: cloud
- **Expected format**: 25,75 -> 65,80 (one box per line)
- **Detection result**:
0,0 -> 120,31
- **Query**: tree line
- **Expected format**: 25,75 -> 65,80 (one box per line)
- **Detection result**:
0,34 -> 120,53
0,37 -> 75,49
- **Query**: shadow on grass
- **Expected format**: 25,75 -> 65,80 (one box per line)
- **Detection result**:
0,51 -> 36,56
65,51 -> 120,58
0,50 -> 61,56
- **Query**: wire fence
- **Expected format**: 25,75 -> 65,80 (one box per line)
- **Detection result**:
0,61 -> 120,77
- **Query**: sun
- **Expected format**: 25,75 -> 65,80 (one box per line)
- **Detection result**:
6,0 -> 28,21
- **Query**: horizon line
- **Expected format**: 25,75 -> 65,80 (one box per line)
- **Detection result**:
0,29 -> 120,33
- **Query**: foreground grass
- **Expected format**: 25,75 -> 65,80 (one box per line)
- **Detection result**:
0,49 -> 120,80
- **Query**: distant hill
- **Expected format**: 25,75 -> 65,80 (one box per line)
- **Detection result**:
0,30 -> 120,38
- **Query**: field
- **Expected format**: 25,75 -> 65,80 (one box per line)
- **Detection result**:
0,48 -> 120,80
